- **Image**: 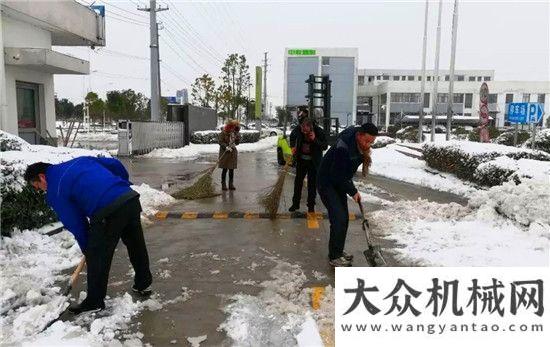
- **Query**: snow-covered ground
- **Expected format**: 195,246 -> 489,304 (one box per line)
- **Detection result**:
143,135 -> 278,159
219,256 -> 333,347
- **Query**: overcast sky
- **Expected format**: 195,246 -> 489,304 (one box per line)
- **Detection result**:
55,0 -> 550,107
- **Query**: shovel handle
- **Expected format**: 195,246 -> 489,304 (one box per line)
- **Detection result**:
69,256 -> 86,287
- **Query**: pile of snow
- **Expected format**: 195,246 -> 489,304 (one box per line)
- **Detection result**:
369,144 -> 477,196
475,156 -> 550,183
219,258 -> 333,347
0,229 -> 81,343
131,183 -> 176,216
372,179 -> 550,267
143,136 -> 278,159
426,140 -> 549,156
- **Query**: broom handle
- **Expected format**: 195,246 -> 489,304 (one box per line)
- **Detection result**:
357,201 -> 373,245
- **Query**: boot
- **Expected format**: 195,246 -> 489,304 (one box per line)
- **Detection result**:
228,178 -> 236,190
222,180 -> 228,191
68,298 -> 105,315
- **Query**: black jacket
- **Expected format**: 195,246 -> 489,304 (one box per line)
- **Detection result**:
289,124 -> 328,166
317,126 -> 363,196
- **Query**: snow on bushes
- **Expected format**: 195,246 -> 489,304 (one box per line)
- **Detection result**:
494,129 -> 531,147
524,128 -> 550,153
422,140 -> 550,187
371,136 -> 396,149
191,130 -> 260,144
396,126 -> 424,143
1,131 -> 109,235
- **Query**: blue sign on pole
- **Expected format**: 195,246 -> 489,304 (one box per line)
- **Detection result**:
527,103 -> 544,123
508,102 -> 528,124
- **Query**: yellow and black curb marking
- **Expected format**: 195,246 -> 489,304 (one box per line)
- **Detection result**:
154,211 -> 361,221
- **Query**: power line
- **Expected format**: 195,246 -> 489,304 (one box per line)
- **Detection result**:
161,62 -> 192,85
100,0 -> 148,20
162,28 -> 212,75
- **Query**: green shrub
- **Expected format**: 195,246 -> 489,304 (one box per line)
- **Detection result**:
386,125 -> 398,138
191,130 -> 261,144
422,142 -> 550,187
467,126 -> 502,142
494,130 -> 531,147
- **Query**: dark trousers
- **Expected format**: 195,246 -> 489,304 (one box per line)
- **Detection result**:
221,168 -> 234,182
292,159 -> 317,209
318,184 -> 349,260
86,197 -> 152,305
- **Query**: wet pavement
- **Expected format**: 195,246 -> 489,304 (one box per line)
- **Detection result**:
70,148 -> 467,345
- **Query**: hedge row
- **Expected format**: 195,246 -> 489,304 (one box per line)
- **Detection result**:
422,141 -> 550,187
191,130 -> 261,144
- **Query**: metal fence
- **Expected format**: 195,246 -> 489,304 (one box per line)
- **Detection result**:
118,120 -> 184,156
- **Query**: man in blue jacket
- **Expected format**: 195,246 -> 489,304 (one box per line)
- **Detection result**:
24,156 -> 153,314
317,123 -> 378,267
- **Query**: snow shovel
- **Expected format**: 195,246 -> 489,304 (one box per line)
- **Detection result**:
40,256 -> 86,332
357,201 -> 386,267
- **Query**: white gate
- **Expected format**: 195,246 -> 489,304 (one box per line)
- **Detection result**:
118,120 -> 184,156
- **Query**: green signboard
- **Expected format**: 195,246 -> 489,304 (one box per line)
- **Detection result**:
255,66 -> 262,119
288,49 -> 316,56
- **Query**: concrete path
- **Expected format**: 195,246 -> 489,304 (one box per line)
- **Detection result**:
68,147 -> 466,345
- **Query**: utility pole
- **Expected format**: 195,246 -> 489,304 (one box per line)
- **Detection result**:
446,0 -> 459,140
139,0 -> 168,122
430,0 -> 443,142
418,0 -> 429,143
258,52 -> 268,132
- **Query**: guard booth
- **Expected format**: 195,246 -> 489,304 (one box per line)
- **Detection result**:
305,74 -> 340,145
117,120 -> 132,156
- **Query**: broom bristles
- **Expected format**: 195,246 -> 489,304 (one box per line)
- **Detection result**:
259,164 -> 290,219
172,151 -> 227,200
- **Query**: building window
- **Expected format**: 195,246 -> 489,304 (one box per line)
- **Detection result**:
465,93 -> 473,108
457,75 -> 465,81
383,75 -> 389,80
368,76 -> 374,82
468,76 -> 476,81
483,76 -> 491,81
453,94 -> 464,103
391,93 -> 402,103
407,75 -> 414,81
321,57 -> 330,65
393,76 -> 399,81
488,94 -> 498,104
437,93 -> 448,103
522,93 -> 530,102
376,76 -> 381,80
477,76 -> 482,81
358,75 -> 365,85
424,93 -> 430,108
427,76 -> 431,81
418,76 -> 422,81
399,76 -> 405,81
505,93 -> 514,104
538,94 -> 545,104
445,75 -> 450,81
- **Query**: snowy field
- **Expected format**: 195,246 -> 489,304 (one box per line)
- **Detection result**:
143,135 -> 278,159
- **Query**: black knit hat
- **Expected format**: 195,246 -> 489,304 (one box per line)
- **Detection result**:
358,123 -> 378,136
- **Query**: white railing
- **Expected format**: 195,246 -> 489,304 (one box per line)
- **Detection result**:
118,120 -> 184,156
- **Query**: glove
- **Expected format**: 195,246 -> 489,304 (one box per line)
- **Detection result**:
291,147 -> 297,155
226,146 -> 233,152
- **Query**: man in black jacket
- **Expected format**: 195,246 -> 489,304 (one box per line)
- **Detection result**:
317,123 -> 378,267
288,112 -> 328,213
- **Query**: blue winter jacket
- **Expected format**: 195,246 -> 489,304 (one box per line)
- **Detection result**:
317,126 -> 363,196
45,156 -> 133,251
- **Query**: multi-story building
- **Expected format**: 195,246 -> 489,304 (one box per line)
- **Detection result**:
284,47 -> 358,126
357,68 -> 550,129
0,0 -> 105,144
176,88 -> 188,104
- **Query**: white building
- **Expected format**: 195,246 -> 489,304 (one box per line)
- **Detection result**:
176,88 -> 188,104
357,68 -> 550,129
0,0 -> 105,144
284,47 -> 358,126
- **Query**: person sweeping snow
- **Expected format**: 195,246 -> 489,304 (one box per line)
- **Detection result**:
219,120 -> 241,191
317,123 -> 378,267
24,157 -> 153,314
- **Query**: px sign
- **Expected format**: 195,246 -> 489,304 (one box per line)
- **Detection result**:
508,102 -> 544,124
